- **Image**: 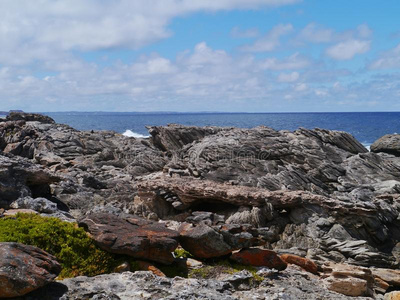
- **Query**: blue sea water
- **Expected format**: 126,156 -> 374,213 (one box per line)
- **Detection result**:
44,112 -> 400,148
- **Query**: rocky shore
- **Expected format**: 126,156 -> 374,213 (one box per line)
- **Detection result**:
2,113 -> 400,299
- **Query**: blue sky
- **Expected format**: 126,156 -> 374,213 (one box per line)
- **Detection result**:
0,0 -> 399,112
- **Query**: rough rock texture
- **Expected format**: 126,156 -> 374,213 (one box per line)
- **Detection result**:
0,154 -> 60,208
23,268 -> 374,300
280,254 -> 319,274
79,213 -> 179,264
179,223 -> 234,258
321,262 -> 375,297
230,248 -> 287,270
6,112 -> 55,124
0,242 -> 61,298
0,115 -> 167,218
371,134 -> 400,156
5,115 -> 400,298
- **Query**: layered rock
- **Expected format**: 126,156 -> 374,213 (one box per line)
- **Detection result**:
371,134 -> 400,156
0,242 -> 61,298
79,213 -> 179,264
3,115 -> 400,298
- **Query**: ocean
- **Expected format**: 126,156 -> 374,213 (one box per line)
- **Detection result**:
42,112 -> 400,148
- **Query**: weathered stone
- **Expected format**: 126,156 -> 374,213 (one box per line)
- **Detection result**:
280,254 -> 319,274
0,242 -> 61,298
179,223 -> 233,259
321,263 -> 374,297
384,291 -> 400,300
324,277 -> 369,297
6,112 -> 55,124
79,213 -> 179,264
230,248 -> 287,270
137,261 -> 166,277
371,134 -> 400,156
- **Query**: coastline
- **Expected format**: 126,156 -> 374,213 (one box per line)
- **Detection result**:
1,113 -> 400,299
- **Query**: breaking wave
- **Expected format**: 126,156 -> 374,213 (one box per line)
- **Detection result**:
122,130 -> 150,138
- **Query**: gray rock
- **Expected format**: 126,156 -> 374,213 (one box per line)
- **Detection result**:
371,134 -> 400,156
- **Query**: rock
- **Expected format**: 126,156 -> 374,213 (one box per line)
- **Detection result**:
147,124 -> 227,152
24,269 -> 364,300
230,248 -> 287,270
280,254 -> 319,274
3,208 -> 38,216
371,267 -> 400,289
186,258 -> 203,269
0,242 -> 61,298
10,196 -> 58,213
179,223 -> 233,259
371,134 -> 400,156
384,291 -> 400,300
324,277 -> 369,297
0,154 -> 60,208
6,112 -> 55,124
79,213 -> 179,264
137,261 -> 166,277
321,262 -> 374,297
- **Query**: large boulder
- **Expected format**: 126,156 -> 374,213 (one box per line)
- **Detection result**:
0,242 -> 61,298
371,134 -> 400,156
179,223 -> 233,259
79,213 -> 179,264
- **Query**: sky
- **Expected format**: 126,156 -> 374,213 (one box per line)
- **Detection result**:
1,0 -> 400,112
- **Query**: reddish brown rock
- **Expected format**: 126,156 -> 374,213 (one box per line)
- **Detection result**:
280,254 -> 318,274
179,223 -> 233,259
230,248 -> 287,270
321,262 -> 374,297
137,261 -> 166,277
79,213 -> 179,264
0,242 -> 61,298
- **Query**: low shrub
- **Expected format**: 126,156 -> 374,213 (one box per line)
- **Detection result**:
0,213 -> 120,278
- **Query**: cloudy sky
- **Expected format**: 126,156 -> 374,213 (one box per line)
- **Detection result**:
1,0 -> 400,112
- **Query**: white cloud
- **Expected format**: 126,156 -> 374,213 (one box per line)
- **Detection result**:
277,71 -> 300,82
0,0 -> 299,65
326,39 -> 370,60
296,23 -> 334,43
231,27 -> 260,38
357,24 -> 373,39
241,24 -> 293,52
294,83 -> 307,91
369,44 -> 400,69
260,53 -> 311,70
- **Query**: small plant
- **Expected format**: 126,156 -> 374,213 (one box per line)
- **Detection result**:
174,247 -> 193,259
0,213 -> 122,278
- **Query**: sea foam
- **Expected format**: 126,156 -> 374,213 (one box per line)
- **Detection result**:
122,130 -> 150,138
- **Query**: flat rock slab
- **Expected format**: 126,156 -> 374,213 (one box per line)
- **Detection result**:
230,248 -> 287,270
0,242 -> 61,298
79,213 -> 179,264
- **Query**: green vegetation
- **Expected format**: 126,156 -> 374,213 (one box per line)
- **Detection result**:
174,247 -> 193,259
0,213 -> 264,281
189,259 -> 264,282
0,213 -> 129,278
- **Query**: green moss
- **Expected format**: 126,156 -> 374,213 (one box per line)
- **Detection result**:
188,259 -> 264,282
0,213 -> 124,278
174,248 -> 193,259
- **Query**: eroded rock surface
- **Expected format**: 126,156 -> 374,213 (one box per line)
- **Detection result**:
0,242 -> 61,298
79,213 -> 179,264
3,114 -> 400,298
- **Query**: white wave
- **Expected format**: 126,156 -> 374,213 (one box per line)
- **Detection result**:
122,130 -> 150,138
361,143 -> 371,151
